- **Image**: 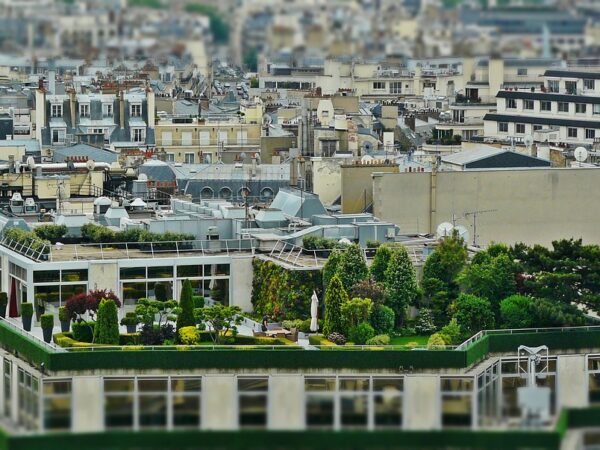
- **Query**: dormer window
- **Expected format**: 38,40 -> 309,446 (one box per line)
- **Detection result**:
130,103 -> 142,118
79,103 -> 90,118
51,103 -> 63,118
103,103 -> 113,117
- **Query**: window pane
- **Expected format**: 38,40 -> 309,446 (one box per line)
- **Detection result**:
305,378 -> 336,392
373,378 -> 403,392
62,269 -> 88,282
147,266 -> 173,279
122,282 -> 146,305
105,395 -> 133,429
340,394 -> 368,428
441,378 -> 473,392
61,284 -> 86,304
172,378 -> 201,393
339,378 -> 369,391
139,395 -> 167,428
44,397 -> 71,430
173,395 -> 200,428
177,265 -> 202,278
120,267 -> 146,279
34,270 -> 60,283
35,285 -> 60,307
239,395 -> 267,428
44,381 -> 71,395
238,378 -> 268,392
306,396 -> 334,428
589,374 -> 600,405
374,395 -> 402,428
138,379 -> 168,392
105,379 -> 134,393
442,395 -> 472,427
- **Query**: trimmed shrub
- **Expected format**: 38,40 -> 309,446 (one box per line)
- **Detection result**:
309,335 -> 336,346
348,322 -> 375,345
370,304 -> 395,334
427,333 -> 447,349
323,275 -> 348,336
119,333 -> 140,346
337,244 -> 369,291
177,280 -> 196,332
72,322 -> 96,342
40,313 -> 54,329
178,326 -> 200,345
94,299 -> 120,345
192,296 -> 205,309
366,334 -> 390,345
20,302 -> 33,317
327,332 -> 347,345
33,224 -> 68,241
58,306 -> 69,322
282,319 -> 304,330
440,318 -> 462,345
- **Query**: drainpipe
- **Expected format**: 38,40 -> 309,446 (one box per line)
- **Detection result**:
119,91 -> 125,129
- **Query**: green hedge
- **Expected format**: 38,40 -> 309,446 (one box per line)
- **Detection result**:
0,429 -> 562,450
0,320 -> 51,368
487,330 -> 600,353
465,335 -> 489,366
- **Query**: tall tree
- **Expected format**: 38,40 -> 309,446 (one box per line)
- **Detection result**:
384,246 -> 418,325
322,249 -> 343,292
452,294 -> 495,338
338,244 -> 368,291
499,295 -> 534,329
94,299 -> 120,345
370,245 -> 392,283
176,279 -> 196,332
323,275 -> 349,336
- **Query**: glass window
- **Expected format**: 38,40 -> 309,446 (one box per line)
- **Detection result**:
62,269 -> 88,282
35,285 -> 60,307
374,378 -> 403,428
147,266 -> 173,279
506,98 -> 517,109
238,378 -> 268,428
576,103 -> 587,114
516,123 -> 525,134
566,81 -> 577,95
594,104 -> 600,115
548,80 -> 559,93
306,395 -> 334,428
60,284 -> 86,304
584,79 -> 595,90
138,379 -> 167,429
586,129 -> 596,139
34,270 -> 60,283
3,360 -> 11,418
120,267 -> 146,280
523,100 -> 534,110
541,101 -> 552,112
172,378 -> 201,428
104,379 -> 134,429
43,380 -> 71,431
498,122 -> 508,133
558,102 -> 569,113
568,128 -> 578,138
177,265 -> 202,278
122,282 -> 146,305
442,395 -> 472,428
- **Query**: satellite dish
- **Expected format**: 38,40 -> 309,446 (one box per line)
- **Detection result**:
523,135 -> 534,148
86,159 -> 96,171
26,156 -> 36,170
436,222 -> 454,238
362,141 -> 373,153
574,147 -> 588,163
455,225 -> 470,243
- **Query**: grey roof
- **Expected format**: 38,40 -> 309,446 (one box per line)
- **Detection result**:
138,160 -> 177,182
52,144 -> 118,164
484,113 -> 600,129
442,146 -> 504,165
0,139 -> 39,154
170,163 -> 290,181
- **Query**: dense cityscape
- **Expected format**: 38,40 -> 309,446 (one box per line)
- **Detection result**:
0,0 -> 598,449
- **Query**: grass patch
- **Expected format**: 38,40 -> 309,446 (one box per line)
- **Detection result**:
390,335 -> 429,346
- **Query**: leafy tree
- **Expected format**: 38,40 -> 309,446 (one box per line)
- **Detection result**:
338,244 -> 368,291
94,299 -> 120,345
427,333 -> 447,349
350,279 -> 388,305
348,322 -> 375,345
370,245 -> 392,283
414,308 -> 436,335
458,253 -> 516,317
323,275 -> 349,336
322,249 -> 343,292
529,298 -> 586,327
194,305 -> 243,344
33,224 -> 68,240
341,297 -> 373,331
176,280 -> 195,332
135,299 -> 177,328
499,295 -> 534,329
439,318 -> 462,345
423,231 -> 468,286
384,247 -> 418,325
178,326 -> 200,345
370,304 -> 395,334
452,294 -> 495,338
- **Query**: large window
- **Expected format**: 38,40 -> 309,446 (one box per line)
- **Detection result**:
558,102 -> 569,113
586,129 -> 596,140
584,79 -> 595,91
34,269 -> 87,307
372,81 -> 385,90
516,123 -> 525,134
523,100 -> 534,110
51,103 -> 62,118
3,360 -> 11,419
566,81 -> 577,95
305,376 -> 404,430
541,101 -> 552,112
138,378 -> 168,429
477,362 -> 500,427
441,377 -> 474,428
548,80 -> 559,93
79,103 -> 90,118
576,103 -> 587,114
568,128 -> 578,138
172,378 -> 201,428
389,82 -> 402,94
17,368 -> 39,430
104,378 -> 135,429
238,377 -> 268,428
130,103 -> 142,118
103,103 -> 113,117
506,98 -> 517,109
588,356 -> 600,405
498,122 -> 508,133
43,380 -> 71,431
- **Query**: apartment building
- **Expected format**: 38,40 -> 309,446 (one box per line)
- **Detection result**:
483,69 -> 600,146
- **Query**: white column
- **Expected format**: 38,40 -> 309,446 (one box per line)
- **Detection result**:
230,256 -> 253,312
202,375 -> 237,430
557,355 -> 588,409
71,377 -> 104,432
10,364 -> 18,425
403,375 -> 441,430
268,375 -> 305,430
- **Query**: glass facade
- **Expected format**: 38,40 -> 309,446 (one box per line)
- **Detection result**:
441,377 -> 474,428
17,367 -> 39,430
238,377 -> 268,428
588,355 -> 600,405
33,269 -> 88,307
43,380 -> 72,431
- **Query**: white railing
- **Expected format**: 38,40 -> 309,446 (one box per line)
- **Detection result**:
455,325 -> 600,351
0,317 -> 65,352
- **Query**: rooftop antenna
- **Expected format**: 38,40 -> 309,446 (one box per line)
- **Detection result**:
463,209 -> 496,247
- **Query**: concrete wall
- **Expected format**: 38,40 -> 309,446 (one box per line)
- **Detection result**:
230,256 -> 254,312
557,355 -> 588,409
403,376 -> 441,430
268,375 -> 305,430
311,157 -> 351,206
341,163 -> 399,214
202,375 -> 238,430
88,262 -> 119,294
373,168 -> 600,247
72,377 -> 104,432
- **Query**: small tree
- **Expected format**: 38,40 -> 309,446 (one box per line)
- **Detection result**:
414,308 -> 436,335
341,297 -> 373,332
350,279 -> 388,305
323,275 -> 349,336
370,304 -> 395,334
338,244 -> 368,291
195,305 -> 242,344
348,321 -> 375,345
427,333 -> 447,349
384,247 -> 418,325
176,279 -> 195,332
94,299 -> 120,345
439,318 -> 462,345
452,294 -> 495,338
370,245 -> 392,283
322,249 -> 343,291
499,295 -> 534,329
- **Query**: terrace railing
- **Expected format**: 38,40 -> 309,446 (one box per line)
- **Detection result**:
0,316 -> 65,352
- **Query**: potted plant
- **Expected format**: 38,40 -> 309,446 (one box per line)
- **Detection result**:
21,303 -> 33,332
40,313 -> 54,343
0,292 -> 7,319
120,312 -> 139,334
58,306 -> 70,333
35,297 -> 45,322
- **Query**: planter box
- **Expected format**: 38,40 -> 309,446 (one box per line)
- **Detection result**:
60,320 -> 70,333
22,315 -> 32,332
42,327 -> 53,343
